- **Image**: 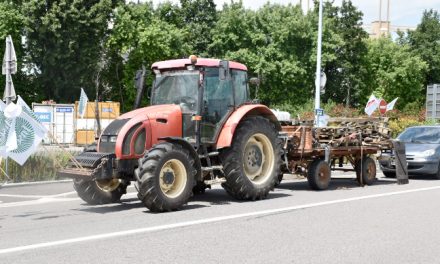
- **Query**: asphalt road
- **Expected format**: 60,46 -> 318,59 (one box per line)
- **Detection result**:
1,172 -> 440,264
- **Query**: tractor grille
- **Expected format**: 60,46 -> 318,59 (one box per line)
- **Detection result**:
99,142 -> 115,153
74,152 -> 114,168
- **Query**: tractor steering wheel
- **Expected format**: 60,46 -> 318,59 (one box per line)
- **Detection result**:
175,96 -> 197,111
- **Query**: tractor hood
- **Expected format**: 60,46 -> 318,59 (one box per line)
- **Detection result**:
99,104 -> 183,158
117,104 -> 181,121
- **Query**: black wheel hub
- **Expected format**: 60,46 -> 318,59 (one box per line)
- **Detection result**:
163,171 -> 175,185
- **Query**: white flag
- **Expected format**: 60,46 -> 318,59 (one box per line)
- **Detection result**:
2,77 -> 16,102
386,97 -> 398,112
78,88 -> 88,118
17,96 -> 47,136
2,35 -> 17,74
0,100 -> 13,157
4,102 -> 21,153
364,94 -> 380,116
6,106 -> 45,165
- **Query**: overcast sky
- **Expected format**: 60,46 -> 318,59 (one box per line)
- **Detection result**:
132,0 -> 440,27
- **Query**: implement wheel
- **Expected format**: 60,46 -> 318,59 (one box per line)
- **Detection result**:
73,178 -> 127,205
356,157 -> 377,185
136,142 -> 195,212
220,116 -> 282,200
307,159 -> 331,190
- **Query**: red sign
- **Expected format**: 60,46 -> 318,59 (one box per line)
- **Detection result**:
379,99 -> 387,115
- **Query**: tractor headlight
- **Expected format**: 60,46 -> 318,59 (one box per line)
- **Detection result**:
134,129 -> 146,155
109,136 -> 117,143
122,123 -> 141,155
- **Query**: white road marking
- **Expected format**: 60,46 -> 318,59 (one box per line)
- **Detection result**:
48,191 -> 78,198
0,194 -> 47,198
1,185 -> 440,255
0,192 -> 138,208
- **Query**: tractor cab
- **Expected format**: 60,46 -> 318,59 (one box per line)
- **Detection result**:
150,57 -> 250,144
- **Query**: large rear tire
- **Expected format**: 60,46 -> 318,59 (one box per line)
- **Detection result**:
136,142 -> 195,212
73,178 -> 127,205
220,116 -> 282,200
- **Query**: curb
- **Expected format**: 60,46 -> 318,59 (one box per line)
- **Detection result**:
0,179 -> 72,188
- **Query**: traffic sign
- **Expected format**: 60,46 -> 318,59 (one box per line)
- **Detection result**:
315,108 -> 324,116
379,99 -> 387,115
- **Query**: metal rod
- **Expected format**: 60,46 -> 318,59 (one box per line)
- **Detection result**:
387,0 -> 390,35
314,0 -> 323,126
379,0 -> 382,37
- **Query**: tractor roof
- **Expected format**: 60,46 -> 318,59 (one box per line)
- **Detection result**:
151,58 -> 247,71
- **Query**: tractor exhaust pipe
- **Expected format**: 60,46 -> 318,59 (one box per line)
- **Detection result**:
133,65 -> 147,109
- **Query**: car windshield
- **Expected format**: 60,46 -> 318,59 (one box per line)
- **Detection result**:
397,127 -> 440,144
151,70 -> 199,107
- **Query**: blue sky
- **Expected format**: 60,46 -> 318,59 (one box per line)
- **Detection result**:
131,0 -> 440,27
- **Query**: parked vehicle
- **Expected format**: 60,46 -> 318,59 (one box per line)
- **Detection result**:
379,126 -> 440,179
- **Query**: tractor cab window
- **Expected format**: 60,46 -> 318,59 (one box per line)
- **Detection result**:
201,67 -> 234,142
232,70 -> 249,106
151,70 -> 199,112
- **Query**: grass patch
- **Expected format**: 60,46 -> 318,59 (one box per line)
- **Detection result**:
0,147 -> 80,183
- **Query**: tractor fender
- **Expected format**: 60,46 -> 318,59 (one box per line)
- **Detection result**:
160,137 -> 202,181
216,104 -> 281,149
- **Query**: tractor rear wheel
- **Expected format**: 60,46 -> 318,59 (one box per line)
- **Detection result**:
220,116 -> 282,200
136,142 -> 195,212
73,178 -> 128,205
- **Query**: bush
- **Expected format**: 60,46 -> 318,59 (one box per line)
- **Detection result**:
271,99 -> 362,120
0,148 -> 80,183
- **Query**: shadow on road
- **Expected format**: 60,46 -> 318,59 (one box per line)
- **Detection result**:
277,177 -> 397,192
143,188 -> 291,214
192,188 -> 291,205
72,197 -> 144,214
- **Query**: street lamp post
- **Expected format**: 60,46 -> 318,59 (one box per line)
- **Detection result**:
314,0 -> 324,126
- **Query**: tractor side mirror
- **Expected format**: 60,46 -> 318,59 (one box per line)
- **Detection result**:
133,65 -> 147,109
249,77 -> 261,86
219,60 -> 230,80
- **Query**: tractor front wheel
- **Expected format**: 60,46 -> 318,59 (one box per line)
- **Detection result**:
220,116 -> 282,200
73,178 -> 127,205
136,142 -> 195,212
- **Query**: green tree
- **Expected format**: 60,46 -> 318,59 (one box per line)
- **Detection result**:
180,0 -> 217,56
107,2 -> 191,109
21,0 -> 118,102
321,0 -> 369,107
407,9 -> 440,85
367,38 -> 427,108
210,2 -> 316,105
0,1 -> 35,102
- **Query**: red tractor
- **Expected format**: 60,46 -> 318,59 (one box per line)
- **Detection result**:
59,57 -> 282,212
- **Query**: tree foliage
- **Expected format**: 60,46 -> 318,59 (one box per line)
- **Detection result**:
107,2 -> 190,108
21,0 -> 118,102
366,38 -> 427,107
407,9 -> 440,85
0,0 -> 434,113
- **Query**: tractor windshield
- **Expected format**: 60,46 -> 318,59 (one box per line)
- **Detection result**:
151,70 -> 199,111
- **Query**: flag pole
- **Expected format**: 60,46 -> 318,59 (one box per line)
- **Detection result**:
4,36 -> 12,180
